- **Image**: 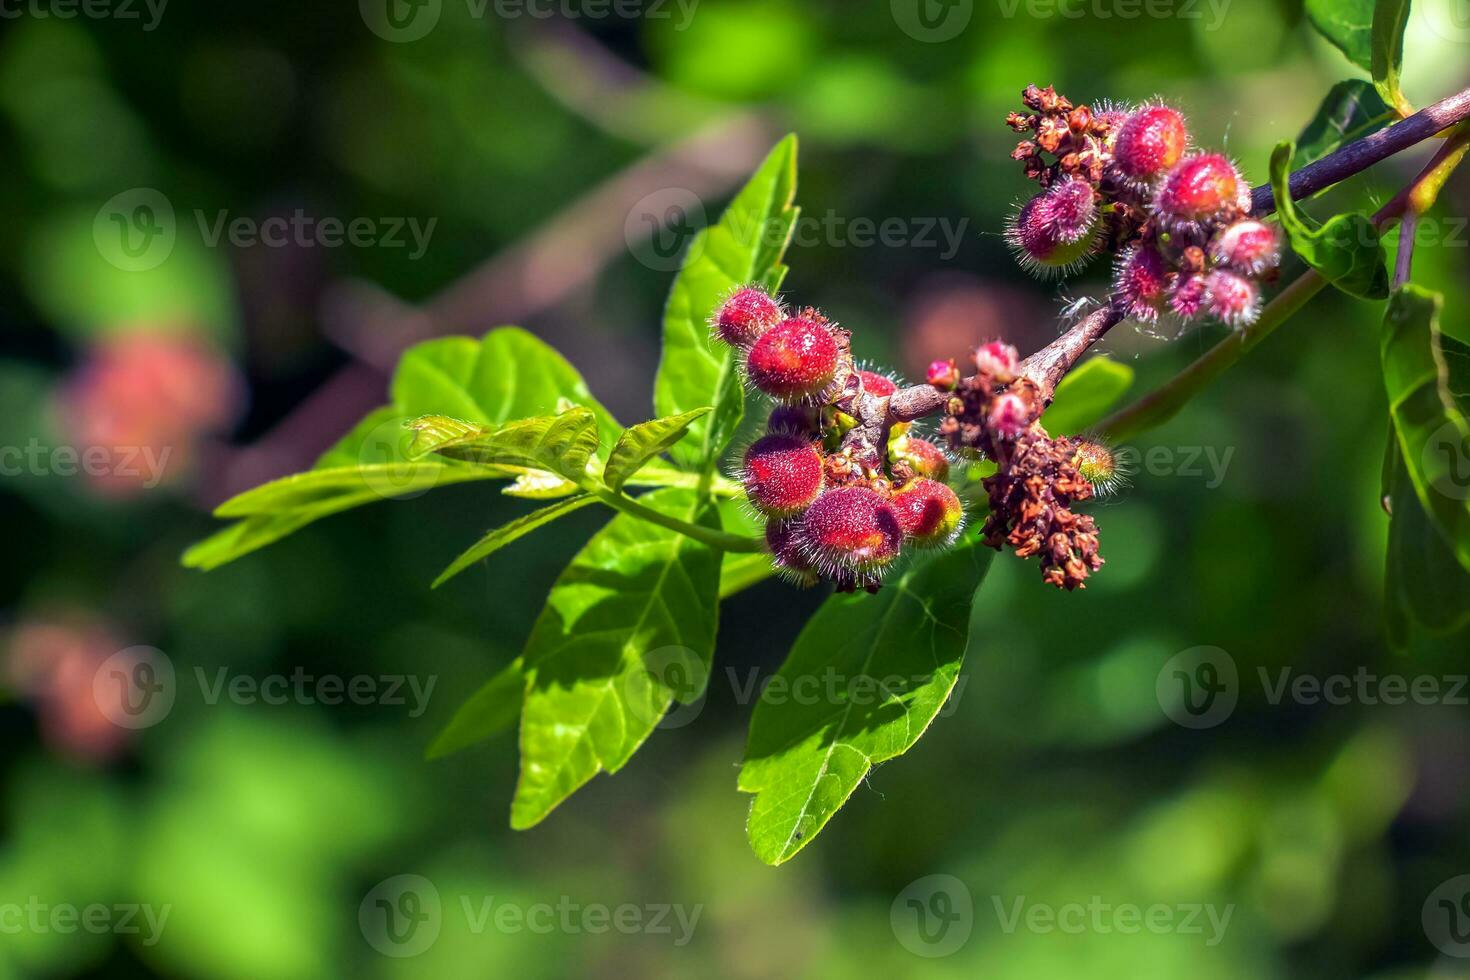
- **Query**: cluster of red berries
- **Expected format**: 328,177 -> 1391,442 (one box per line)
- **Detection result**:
713,286 -> 965,592
1005,85 -> 1280,330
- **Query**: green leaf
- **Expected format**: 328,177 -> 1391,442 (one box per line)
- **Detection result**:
1269,141 -> 1390,300
1306,0 -> 1374,70
511,488 -> 722,829
1371,0 -> 1412,116
188,329 -> 622,570
738,539 -> 993,865
1385,454 -> 1470,637
1296,80 -> 1395,166
654,136 -> 799,471
717,496 -> 776,597
432,496 -> 600,589
603,408 -> 713,491
407,410 -> 600,482
1042,356 -> 1135,436
426,659 -> 526,760
1380,284 -> 1470,573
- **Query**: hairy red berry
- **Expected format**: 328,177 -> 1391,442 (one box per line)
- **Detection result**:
974,340 -> 1020,380
742,433 -> 824,517
1203,269 -> 1260,327
1210,219 -> 1279,274
1041,177 -> 1098,244
1112,105 -> 1189,183
1169,273 -> 1208,320
800,486 -> 903,575
988,391 -> 1031,440
713,286 -> 782,348
892,479 -> 964,547
1006,193 -> 1098,278
1155,154 -> 1244,231
1113,244 -> 1170,324
893,436 -> 951,482
926,359 -> 960,390
765,518 -> 819,586
745,317 -> 842,402
856,369 -> 898,397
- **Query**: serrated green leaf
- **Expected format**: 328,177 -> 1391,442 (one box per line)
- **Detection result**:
426,659 -> 526,760
654,136 -> 799,471
1269,141 -> 1390,300
1042,356 -> 1135,436
604,408 -> 713,491
187,328 -> 622,570
738,539 -> 993,865
1307,0 -> 1374,70
511,488 -> 722,829
432,495 -> 600,589
408,410 -> 600,482
1371,0 -> 1412,117
1296,80 -> 1395,167
1380,285 -> 1470,574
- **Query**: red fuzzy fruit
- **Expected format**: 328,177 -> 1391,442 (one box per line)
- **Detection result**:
892,479 -> 964,547
1169,273 -> 1208,320
1114,245 -> 1170,324
1210,219 -> 1279,274
927,359 -> 960,390
743,433 -> 824,517
974,340 -> 1020,380
988,391 -> 1031,440
1155,154 -> 1243,230
713,286 -> 782,348
800,486 -> 903,574
1112,105 -> 1189,183
857,369 -> 898,397
745,316 -> 842,402
1203,269 -> 1260,327
896,436 -> 951,482
1040,177 -> 1098,244
765,518 -> 819,585
1006,193 -> 1098,278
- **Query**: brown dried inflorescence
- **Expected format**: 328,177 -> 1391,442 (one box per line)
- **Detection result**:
1007,84 -> 1116,190
979,431 -> 1104,590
